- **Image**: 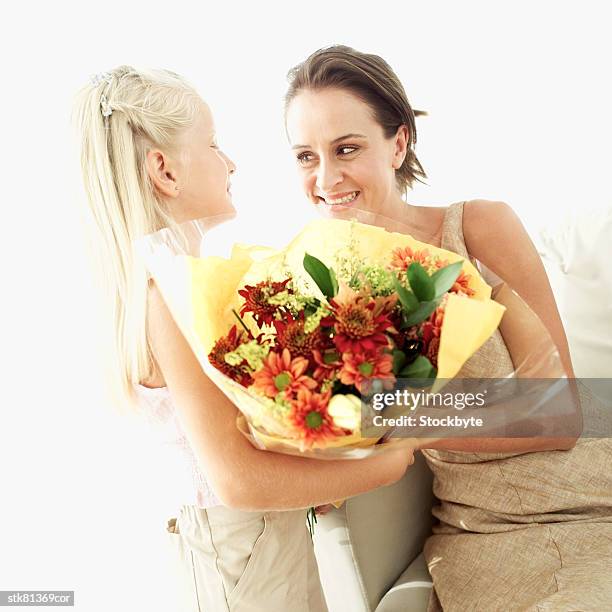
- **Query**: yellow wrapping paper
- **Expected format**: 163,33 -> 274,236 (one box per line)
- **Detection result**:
149,217 -> 508,507
150,218 -> 506,456
188,218 -> 505,384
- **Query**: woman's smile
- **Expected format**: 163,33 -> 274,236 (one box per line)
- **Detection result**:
317,190 -> 361,206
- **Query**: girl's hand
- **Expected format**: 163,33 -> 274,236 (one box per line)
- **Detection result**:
314,504 -> 334,516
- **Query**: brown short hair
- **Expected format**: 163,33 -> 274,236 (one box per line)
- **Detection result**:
285,45 -> 428,194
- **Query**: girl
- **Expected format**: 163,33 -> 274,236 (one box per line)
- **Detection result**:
74,65 -> 414,612
284,45 -> 612,611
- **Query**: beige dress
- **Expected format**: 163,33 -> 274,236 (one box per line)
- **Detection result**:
422,201 -> 612,611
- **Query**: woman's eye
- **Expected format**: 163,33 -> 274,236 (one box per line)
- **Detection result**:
337,145 -> 358,155
296,152 -> 315,165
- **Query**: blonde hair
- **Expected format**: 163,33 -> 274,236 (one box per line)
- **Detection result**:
73,66 -> 201,411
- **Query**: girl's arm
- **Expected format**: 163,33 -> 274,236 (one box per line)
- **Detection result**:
146,283 -> 412,512
416,200 -> 581,454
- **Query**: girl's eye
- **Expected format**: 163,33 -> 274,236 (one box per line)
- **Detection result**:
296,152 -> 315,165
337,145 -> 358,155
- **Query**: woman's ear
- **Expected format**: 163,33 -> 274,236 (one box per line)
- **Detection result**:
392,125 -> 409,170
145,149 -> 180,198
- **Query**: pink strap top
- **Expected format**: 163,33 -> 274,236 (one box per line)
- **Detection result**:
134,384 -> 221,508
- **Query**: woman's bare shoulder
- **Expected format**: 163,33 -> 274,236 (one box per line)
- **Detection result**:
462,198 -> 515,223
461,199 -> 546,298
463,198 -> 512,221
462,199 -> 520,258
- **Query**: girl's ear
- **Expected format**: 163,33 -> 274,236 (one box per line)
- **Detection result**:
392,125 -> 409,170
145,149 -> 180,198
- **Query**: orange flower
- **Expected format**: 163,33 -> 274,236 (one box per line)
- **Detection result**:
435,259 -> 476,296
339,351 -> 395,392
390,246 -> 433,272
251,348 -> 317,399
289,389 -> 343,447
312,349 -> 342,382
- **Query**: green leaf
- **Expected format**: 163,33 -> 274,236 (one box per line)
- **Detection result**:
399,355 -> 437,381
431,261 -> 463,298
303,253 -> 338,299
402,299 -> 440,327
393,276 -> 419,313
407,262 -> 435,301
329,267 -> 339,296
392,350 -> 407,375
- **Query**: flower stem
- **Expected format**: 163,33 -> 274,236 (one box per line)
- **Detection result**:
306,506 -> 318,539
231,308 -> 251,333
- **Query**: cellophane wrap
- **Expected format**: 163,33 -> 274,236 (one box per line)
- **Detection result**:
136,207 -> 574,460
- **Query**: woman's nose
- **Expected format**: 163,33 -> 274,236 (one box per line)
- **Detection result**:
315,159 -> 342,192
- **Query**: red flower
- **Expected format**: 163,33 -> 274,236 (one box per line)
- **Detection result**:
421,305 -> 445,363
238,279 -> 291,325
421,306 -> 445,343
324,283 -> 397,354
208,325 -> 252,387
426,336 -> 440,368
391,325 -> 423,362
251,348 -> 317,399
338,351 -> 395,392
273,313 -> 325,359
289,389 -> 342,447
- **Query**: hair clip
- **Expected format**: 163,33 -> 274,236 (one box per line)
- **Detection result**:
100,94 -> 113,118
90,72 -> 113,87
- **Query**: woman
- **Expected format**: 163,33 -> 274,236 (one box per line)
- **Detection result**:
74,66 -> 414,612
284,45 -> 611,611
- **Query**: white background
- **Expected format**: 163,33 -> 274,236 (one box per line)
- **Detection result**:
1,1 -> 610,610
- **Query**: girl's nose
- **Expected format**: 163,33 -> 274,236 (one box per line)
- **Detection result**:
222,151 -> 236,174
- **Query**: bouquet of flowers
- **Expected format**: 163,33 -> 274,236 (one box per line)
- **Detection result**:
139,216 -> 507,458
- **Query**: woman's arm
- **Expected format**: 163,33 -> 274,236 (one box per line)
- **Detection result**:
146,283 -> 412,511
464,199 -> 575,377
417,200 -> 581,454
